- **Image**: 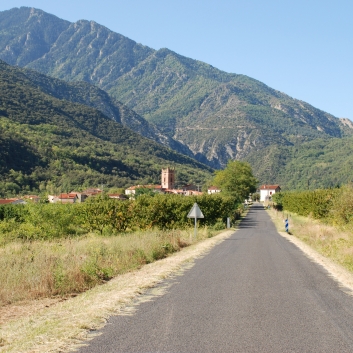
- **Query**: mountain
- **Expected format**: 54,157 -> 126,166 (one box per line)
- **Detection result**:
0,7 -> 351,171
1,6 -> 352,189
20,67 -> 195,157
0,59 -> 213,196
245,133 -> 353,190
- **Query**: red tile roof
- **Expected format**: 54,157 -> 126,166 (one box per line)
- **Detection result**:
0,200 -> 15,204
260,185 -> 281,190
59,193 -> 77,199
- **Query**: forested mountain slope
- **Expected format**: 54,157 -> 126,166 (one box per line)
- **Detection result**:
0,60 -> 213,196
0,7 -> 351,170
245,136 -> 353,190
19,67 -> 195,157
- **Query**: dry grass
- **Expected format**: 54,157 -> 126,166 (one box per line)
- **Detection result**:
0,228 -> 235,353
0,228 -> 221,306
268,208 -> 353,275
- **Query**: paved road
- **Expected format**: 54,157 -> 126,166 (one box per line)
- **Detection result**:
77,204 -> 353,352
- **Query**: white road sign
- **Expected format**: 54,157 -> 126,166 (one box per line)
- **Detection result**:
187,203 -> 204,219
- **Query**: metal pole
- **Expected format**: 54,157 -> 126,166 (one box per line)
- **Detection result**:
194,217 -> 197,238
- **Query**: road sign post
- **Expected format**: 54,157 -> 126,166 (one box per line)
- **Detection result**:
187,203 -> 204,238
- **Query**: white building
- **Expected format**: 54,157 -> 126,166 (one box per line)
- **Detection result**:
125,185 -> 162,196
260,185 -> 281,202
208,186 -> 221,194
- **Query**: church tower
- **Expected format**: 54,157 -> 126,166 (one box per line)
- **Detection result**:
161,167 -> 175,189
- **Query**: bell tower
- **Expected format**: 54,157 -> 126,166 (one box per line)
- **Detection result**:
161,167 -> 175,189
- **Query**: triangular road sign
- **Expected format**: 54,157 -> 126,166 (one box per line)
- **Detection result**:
187,203 -> 204,218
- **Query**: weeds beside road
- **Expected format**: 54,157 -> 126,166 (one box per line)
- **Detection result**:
0,228 -> 235,353
268,208 -> 353,274
0,228 -> 222,307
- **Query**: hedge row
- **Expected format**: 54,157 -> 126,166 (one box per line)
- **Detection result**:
272,189 -> 339,219
0,193 -> 240,241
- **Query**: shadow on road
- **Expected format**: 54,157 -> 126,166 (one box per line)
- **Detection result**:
236,204 -> 264,229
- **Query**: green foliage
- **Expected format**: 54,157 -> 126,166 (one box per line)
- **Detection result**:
0,194 -> 238,243
273,188 -> 340,220
0,6 -> 349,175
78,194 -> 132,234
330,184 -> 353,226
0,60 -> 213,197
252,192 -> 260,202
131,193 -> 237,230
0,204 -> 27,222
246,136 -> 353,190
212,161 -> 258,201
134,188 -> 157,198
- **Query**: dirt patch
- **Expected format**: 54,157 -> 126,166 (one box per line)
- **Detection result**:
0,298 -> 64,326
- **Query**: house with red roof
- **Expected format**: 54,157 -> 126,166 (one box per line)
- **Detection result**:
260,185 -> 281,202
0,198 -> 26,205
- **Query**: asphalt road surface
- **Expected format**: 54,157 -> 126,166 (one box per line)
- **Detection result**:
77,204 -> 353,353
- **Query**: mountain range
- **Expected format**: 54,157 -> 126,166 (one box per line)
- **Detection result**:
0,6 -> 352,191
0,59 -> 213,196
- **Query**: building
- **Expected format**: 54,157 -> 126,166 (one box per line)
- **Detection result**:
260,185 -> 281,202
82,188 -> 102,196
182,184 -> 198,191
208,186 -> 221,195
125,168 -> 205,197
125,185 -> 163,196
0,198 -> 26,205
48,192 -> 89,203
48,193 -> 77,204
23,195 -> 41,203
107,193 -> 128,200
161,167 -> 175,189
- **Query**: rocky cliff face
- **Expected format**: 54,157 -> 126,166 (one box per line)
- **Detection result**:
0,7 -> 352,170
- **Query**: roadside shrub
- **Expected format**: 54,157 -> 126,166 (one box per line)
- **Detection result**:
274,189 -> 339,220
212,219 -> 225,230
0,193 -> 239,241
273,186 -> 353,228
330,184 -> 353,226
130,194 -> 237,230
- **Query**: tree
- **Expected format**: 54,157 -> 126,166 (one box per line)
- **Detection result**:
212,161 -> 258,202
134,188 -> 156,199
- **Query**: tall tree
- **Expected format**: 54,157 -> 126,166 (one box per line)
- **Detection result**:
212,161 -> 258,201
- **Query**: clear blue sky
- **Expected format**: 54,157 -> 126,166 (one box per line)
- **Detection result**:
1,0 -> 352,120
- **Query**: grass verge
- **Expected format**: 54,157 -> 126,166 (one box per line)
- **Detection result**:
268,208 -> 353,273
0,228 -> 236,353
0,227 -> 224,307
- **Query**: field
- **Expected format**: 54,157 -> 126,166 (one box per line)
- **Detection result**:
0,228 -> 235,353
0,227 -> 226,307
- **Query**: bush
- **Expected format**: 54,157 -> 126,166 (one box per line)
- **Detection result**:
0,194 -> 239,241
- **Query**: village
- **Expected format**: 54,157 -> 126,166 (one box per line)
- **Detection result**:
0,167 -> 281,205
